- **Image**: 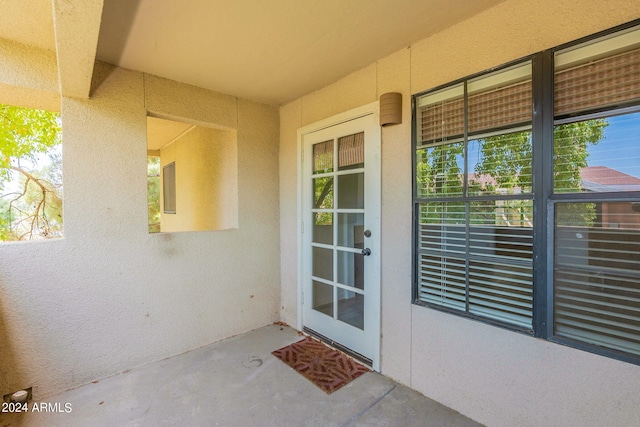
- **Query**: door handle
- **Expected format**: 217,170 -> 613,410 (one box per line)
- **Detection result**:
361,248 -> 371,256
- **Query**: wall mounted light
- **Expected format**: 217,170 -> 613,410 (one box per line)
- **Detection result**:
379,92 -> 402,126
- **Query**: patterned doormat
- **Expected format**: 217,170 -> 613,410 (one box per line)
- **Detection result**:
272,336 -> 370,394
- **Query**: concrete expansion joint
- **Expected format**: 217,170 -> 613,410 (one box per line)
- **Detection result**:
340,385 -> 397,427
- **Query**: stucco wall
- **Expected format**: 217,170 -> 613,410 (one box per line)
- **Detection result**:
160,126 -> 238,232
279,0 -> 640,425
0,62 -> 280,398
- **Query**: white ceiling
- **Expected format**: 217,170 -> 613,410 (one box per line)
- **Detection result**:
0,0 -> 506,106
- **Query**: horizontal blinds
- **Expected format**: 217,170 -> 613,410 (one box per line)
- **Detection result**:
420,97 -> 464,143
555,47 -> 640,117
555,222 -> 640,356
419,254 -> 466,310
418,202 -> 533,328
419,80 -> 532,143
467,200 -> 533,328
468,81 -> 532,136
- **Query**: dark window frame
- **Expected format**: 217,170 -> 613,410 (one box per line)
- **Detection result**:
412,19 -> 640,365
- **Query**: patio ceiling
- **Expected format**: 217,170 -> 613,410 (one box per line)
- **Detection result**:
1,0 -> 506,105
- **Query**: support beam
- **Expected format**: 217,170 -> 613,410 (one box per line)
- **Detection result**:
52,0 -> 104,99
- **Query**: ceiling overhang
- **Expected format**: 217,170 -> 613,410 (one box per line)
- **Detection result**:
1,0 -> 508,106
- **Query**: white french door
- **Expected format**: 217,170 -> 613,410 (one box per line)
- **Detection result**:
299,106 -> 380,369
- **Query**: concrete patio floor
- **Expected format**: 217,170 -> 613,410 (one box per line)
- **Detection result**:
1,325 -> 481,426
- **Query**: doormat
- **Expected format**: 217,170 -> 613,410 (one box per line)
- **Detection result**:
272,336 -> 370,394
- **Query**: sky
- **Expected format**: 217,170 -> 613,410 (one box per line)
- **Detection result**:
587,111 -> 640,179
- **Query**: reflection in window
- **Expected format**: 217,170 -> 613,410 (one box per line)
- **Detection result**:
413,22 -> 640,362
555,113 -> 640,193
415,61 -> 534,328
416,143 -> 464,198
313,177 -> 333,209
469,131 -> 532,196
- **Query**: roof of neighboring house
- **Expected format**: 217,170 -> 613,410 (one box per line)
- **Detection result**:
581,166 -> 640,192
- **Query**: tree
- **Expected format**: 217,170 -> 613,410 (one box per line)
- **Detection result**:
0,103 -> 63,241
417,119 -> 608,226
147,157 -> 161,233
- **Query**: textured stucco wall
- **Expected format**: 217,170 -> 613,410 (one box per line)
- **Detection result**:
160,126 -> 238,232
279,0 -> 640,425
0,38 -> 59,111
0,63 -> 280,398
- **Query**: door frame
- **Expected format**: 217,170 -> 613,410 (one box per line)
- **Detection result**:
296,102 -> 381,371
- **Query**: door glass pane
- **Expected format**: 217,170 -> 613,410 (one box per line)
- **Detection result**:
313,177 -> 333,209
312,212 -> 333,245
337,250 -> 364,290
313,140 -> 333,174
338,173 -> 364,209
337,213 -> 364,248
312,247 -> 333,281
312,280 -> 334,318
338,290 -> 364,330
338,132 -> 364,170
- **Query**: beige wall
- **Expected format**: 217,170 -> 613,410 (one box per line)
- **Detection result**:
0,60 -> 280,398
279,0 -> 640,425
160,126 -> 238,232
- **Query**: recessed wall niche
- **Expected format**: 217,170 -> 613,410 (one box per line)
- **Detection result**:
147,115 -> 238,233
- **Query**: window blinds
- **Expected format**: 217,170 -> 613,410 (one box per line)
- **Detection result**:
554,208 -> 640,356
555,47 -> 640,117
419,80 -> 532,143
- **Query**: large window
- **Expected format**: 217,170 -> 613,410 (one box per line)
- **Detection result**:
413,22 -> 640,363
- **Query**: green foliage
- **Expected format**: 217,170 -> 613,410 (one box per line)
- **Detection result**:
416,142 -> 464,197
553,119 -> 607,192
147,157 -> 161,233
416,119 -> 607,227
473,131 -> 533,193
0,103 -> 62,241
313,177 -> 333,225
0,104 -> 61,173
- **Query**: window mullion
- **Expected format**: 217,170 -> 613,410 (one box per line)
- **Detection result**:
532,50 -> 554,339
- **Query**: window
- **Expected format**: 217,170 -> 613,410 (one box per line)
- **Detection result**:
413,21 -> 640,363
163,162 -> 176,214
0,103 -> 63,241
